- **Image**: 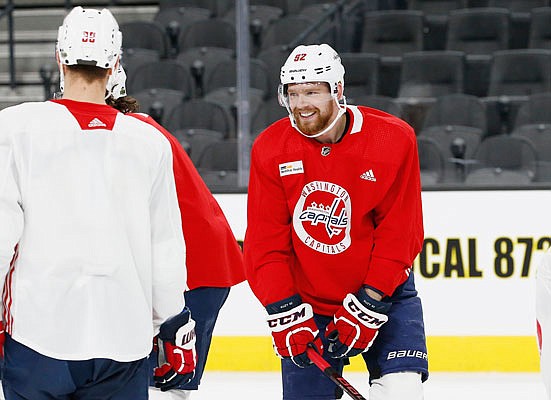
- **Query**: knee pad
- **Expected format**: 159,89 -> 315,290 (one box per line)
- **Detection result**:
369,372 -> 423,400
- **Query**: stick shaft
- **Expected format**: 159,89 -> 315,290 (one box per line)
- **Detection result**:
306,347 -> 367,400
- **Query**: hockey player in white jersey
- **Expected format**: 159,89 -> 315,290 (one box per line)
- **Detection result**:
0,7 -> 196,399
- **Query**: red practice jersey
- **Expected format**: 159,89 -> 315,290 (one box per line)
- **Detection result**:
129,113 -> 245,290
244,105 -> 424,316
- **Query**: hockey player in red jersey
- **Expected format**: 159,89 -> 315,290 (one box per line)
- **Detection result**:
0,7 -> 196,399
134,114 -> 245,400
244,43 -> 428,399
105,64 -> 245,400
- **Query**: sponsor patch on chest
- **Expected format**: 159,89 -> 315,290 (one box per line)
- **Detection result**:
279,160 -> 304,177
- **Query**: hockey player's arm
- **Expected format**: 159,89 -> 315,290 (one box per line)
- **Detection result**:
145,115 -> 245,289
150,139 -> 187,333
0,119 -> 24,348
365,126 -> 424,296
244,143 -> 296,305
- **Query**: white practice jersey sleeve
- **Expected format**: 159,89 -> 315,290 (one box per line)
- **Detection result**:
0,118 -> 24,319
150,136 -> 187,332
0,101 -> 186,362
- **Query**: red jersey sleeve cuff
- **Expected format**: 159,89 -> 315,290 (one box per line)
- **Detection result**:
364,256 -> 410,297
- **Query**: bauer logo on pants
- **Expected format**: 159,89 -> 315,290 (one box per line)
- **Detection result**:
293,181 -> 351,255
387,350 -> 428,361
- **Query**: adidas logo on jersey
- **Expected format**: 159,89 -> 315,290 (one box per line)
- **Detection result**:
88,118 -> 106,128
360,169 -> 376,181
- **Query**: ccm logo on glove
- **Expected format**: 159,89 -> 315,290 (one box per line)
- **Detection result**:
345,297 -> 387,328
326,292 -> 390,358
265,299 -> 323,368
267,306 -> 309,330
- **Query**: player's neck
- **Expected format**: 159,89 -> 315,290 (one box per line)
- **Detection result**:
62,77 -> 107,105
315,113 -> 347,144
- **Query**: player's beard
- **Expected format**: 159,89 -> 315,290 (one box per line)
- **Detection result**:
293,106 -> 333,136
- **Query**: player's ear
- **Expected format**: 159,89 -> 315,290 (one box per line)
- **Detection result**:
336,82 -> 344,101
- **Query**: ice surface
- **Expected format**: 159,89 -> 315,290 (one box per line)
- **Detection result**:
189,371 -> 547,400
1,371 -> 545,399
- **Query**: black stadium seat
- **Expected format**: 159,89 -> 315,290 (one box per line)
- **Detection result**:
398,51 -> 465,98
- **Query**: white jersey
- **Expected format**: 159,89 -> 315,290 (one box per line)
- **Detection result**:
0,99 -> 187,362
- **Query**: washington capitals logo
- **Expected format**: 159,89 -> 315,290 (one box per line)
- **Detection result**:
299,199 -> 348,238
293,181 -> 352,255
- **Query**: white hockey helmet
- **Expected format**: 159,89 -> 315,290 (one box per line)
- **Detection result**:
56,7 -> 122,96
280,43 -> 345,96
57,7 -> 122,69
278,44 -> 347,138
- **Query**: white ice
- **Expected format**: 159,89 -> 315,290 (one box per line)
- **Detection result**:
0,371 -> 546,399
187,372 -> 547,400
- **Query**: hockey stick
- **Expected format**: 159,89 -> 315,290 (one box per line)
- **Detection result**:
306,345 -> 367,400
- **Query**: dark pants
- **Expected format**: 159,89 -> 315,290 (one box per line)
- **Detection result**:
1,335 -> 149,400
149,286 -> 230,390
282,273 -> 428,400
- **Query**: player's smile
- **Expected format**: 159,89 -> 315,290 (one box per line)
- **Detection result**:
295,108 -> 319,123
299,110 -> 316,118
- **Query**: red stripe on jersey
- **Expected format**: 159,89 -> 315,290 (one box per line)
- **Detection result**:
3,244 -> 18,335
537,319 -> 543,352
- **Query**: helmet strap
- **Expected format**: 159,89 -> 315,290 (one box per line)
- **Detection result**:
56,47 -> 65,94
58,68 -> 65,94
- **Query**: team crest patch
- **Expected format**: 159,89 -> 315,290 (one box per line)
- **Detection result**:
293,181 -> 352,254
279,161 -> 304,177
